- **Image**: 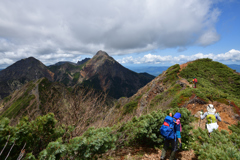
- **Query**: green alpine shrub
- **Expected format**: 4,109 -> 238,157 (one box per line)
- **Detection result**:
0,113 -> 65,160
191,122 -> 240,160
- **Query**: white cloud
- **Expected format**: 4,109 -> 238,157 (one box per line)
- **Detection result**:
0,58 -> 14,65
117,49 -> 240,64
0,0 -> 222,68
197,29 -> 220,46
214,49 -> 240,61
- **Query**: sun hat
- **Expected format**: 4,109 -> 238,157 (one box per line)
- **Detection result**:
207,104 -> 216,113
173,112 -> 181,119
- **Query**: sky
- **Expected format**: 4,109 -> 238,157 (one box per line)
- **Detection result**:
0,0 -> 240,69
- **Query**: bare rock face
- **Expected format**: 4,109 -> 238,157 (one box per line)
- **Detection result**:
79,50 -> 154,99
0,57 -> 54,99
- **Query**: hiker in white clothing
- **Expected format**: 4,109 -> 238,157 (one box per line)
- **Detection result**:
199,104 -> 222,133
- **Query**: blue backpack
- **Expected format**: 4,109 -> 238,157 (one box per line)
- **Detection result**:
160,116 -> 176,140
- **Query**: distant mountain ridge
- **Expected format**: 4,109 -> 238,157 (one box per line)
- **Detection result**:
52,61 -> 76,66
125,66 -> 170,76
0,51 -> 154,99
126,64 -> 240,76
227,64 -> 240,72
77,58 -> 91,65
48,58 -> 91,67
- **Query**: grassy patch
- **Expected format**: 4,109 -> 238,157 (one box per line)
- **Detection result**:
3,95 -> 12,103
115,103 -> 121,109
163,64 -> 180,85
73,72 -> 80,83
39,78 -> 52,93
123,101 -> 138,115
0,94 -> 35,119
179,58 -> 240,98
150,93 -> 164,107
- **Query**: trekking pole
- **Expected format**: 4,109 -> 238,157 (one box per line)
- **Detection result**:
5,141 -> 15,160
199,110 -> 203,127
0,135 -> 10,156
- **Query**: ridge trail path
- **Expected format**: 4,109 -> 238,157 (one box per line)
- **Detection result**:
177,62 -> 193,88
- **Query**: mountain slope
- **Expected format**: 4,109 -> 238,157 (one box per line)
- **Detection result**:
79,50 -> 154,99
47,58 -> 91,86
100,59 -> 240,128
0,57 -> 54,99
48,62 -> 85,86
0,58 -> 240,160
0,78 -> 114,128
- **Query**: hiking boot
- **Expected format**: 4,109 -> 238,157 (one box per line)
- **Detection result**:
161,156 -> 178,160
169,151 -> 176,160
160,147 -> 167,160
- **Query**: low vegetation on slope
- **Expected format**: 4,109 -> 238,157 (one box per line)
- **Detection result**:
191,122 -> 240,159
148,58 -> 240,114
1,109 -> 239,159
0,108 -> 193,159
179,58 -> 240,104
0,82 -> 36,121
48,63 -> 86,86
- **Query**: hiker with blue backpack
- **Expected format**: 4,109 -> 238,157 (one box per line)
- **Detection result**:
160,112 -> 182,160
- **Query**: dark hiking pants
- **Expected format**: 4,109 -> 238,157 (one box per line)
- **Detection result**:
161,139 -> 178,160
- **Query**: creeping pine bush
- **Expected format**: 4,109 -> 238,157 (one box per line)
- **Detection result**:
67,127 -> 116,159
38,108 -> 193,159
0,113 -> 65,160
38,127 -> 117,160
191,122 -> 240,160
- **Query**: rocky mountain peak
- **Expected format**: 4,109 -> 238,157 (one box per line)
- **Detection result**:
96,50 -> 109,57
79,51 -> 154,99
0,57 -> 54,98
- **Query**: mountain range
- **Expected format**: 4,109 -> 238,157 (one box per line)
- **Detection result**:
0,56 -> 240,159
0,51 -> 154,99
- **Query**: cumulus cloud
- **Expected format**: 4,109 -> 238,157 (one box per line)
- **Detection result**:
117,49 -> 240,64
214,49 -> 240,61
0,0 -> 223,68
